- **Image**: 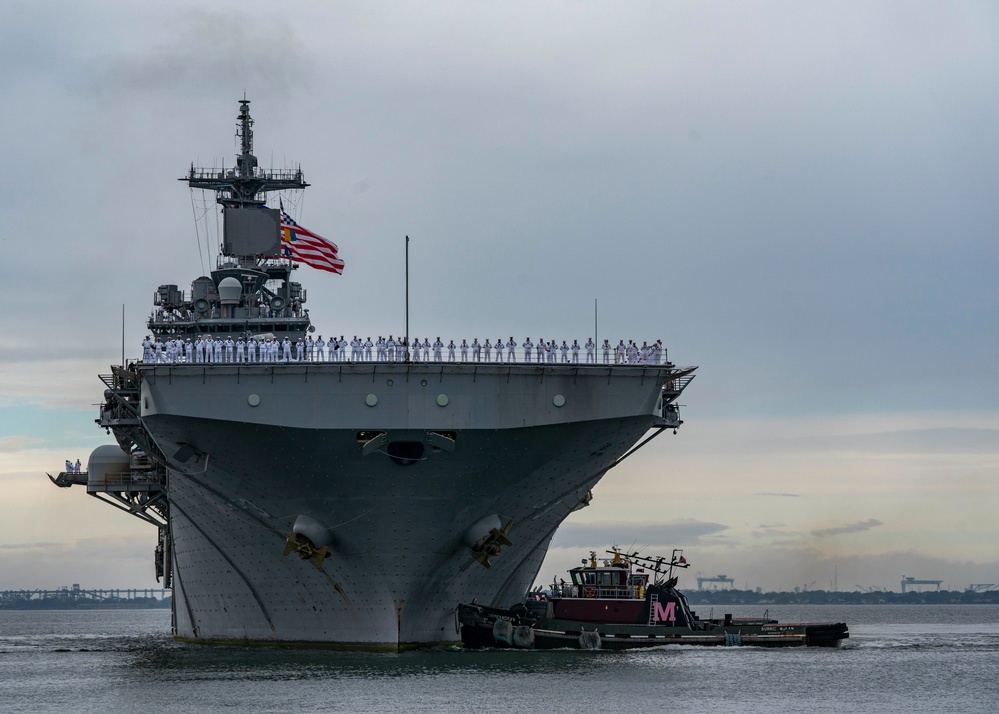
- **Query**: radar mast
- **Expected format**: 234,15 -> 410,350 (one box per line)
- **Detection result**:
182,99 -> 309,208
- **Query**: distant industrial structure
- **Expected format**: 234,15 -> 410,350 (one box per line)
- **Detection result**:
900,576 -> 943,593
0,584 -> 169,607
697,574 -> 735,590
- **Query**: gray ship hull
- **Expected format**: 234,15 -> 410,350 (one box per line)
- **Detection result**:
138,362 -> 685,647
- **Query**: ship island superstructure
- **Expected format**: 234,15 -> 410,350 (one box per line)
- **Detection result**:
49,100 -> 696,649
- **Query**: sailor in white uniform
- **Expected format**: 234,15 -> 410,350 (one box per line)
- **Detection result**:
471,338 -> 481,361
433,337 -> 444,362
522,338 -> 533,362
295,338 -> 305,361
536,339 -> 545,363
236,337 -> 245,363
447,340 -> 456,361
185,339 -> 194,363
225,337 -> 235,363
602,339 -> 611,364
306,335 -> 315,361
494,339 -> 504,362
364,337 -> 373,361
571,339 -> 580,364
506,337 -> 517,362
585,338 -> 595,363
282,337 -> 293,362
315,335 -> 325,361
483,339 -> 492,362
460,339 -> 469,361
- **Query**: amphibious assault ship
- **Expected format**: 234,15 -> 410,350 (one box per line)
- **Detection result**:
49,99 -> 696,649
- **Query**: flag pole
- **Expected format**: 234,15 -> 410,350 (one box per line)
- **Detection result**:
405,236 -> 410,362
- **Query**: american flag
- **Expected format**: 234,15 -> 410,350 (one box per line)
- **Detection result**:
280,210 -> 345,275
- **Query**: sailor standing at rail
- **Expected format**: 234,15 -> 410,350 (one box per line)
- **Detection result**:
506,337 -> 517,362
411,337 -> 422,362
236,337 -> 245,363
522,338 -> 533,362
536,338 -> 546,363
494,338 -> 503,362
185,339 -> 194,363
483,339 -> 492,362
447,340 -> 456,361
350,336 -> 362,362
585,338 -> 595,363
460,339 -> 469,361
295,338 -> 305,361
214,338 -> 224,363
615,340 -> 626,364
245,338 -> 256,363
315,335 -> 325,361
364,337 -> 373,361
142,336 -> 152,363
281,337 -> 292,362
571,339 -> 580,364
601,339 -> 611,364
225,337 -> 235,363
471,338 -> 481,361
305,335 -> 314,361
433,337 -> 444,362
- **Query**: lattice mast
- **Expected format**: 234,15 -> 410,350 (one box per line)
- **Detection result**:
182,99 -> 309,208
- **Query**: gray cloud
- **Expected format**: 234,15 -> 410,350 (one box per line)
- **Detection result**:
811,519 -> 884,538
551,519 -> 729,549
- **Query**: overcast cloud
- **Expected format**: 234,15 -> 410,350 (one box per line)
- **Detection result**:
1,1 -> 997,592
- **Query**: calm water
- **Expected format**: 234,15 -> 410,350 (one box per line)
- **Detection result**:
2,605 -> 998,713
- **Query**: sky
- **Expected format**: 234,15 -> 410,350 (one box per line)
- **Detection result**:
1,1 -> 997,594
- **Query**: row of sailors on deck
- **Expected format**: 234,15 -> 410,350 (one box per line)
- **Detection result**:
141,336 -> 667,365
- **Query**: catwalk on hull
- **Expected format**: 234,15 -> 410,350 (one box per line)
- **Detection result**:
49,99 -> 696,649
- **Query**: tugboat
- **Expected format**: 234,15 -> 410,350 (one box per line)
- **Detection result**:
458,549 -> 848,649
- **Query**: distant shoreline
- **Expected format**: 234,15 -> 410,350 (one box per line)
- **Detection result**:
684,589 -> 997,606
0,598 -> 171,611
1,590 -> 996,610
